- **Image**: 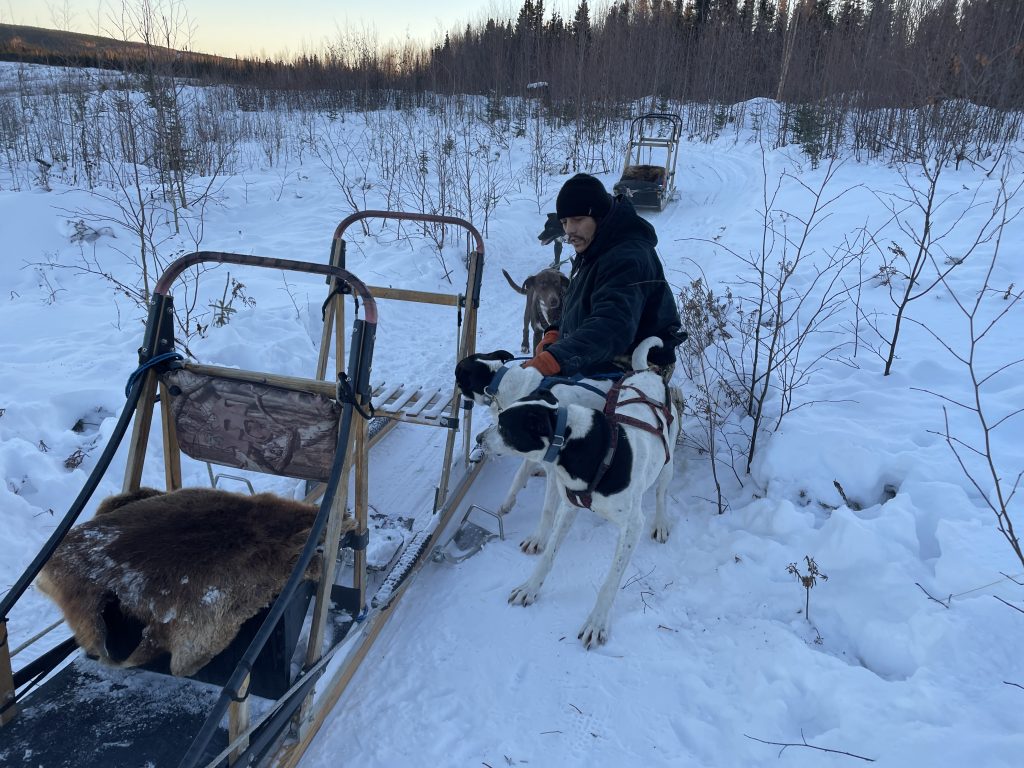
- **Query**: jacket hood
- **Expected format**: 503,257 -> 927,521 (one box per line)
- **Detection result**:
580,196 -> 657,262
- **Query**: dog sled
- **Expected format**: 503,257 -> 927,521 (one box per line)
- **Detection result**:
0,211 -> 489,767
612,112 -> 683,211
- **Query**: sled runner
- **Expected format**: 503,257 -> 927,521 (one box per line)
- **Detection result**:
613,112 -> 683,211
0,211 -> 488,767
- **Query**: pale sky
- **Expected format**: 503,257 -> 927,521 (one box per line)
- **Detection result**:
0,0 -> 568,58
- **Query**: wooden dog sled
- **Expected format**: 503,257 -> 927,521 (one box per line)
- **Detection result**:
0,211 -> 487,767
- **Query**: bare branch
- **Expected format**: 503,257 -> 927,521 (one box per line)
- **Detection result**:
744,730 -> 875,762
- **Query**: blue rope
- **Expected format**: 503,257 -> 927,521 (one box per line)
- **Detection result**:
124,352 -> 184,397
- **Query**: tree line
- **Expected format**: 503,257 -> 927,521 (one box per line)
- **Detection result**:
2,0 -> 1022,169
5,1 -> 1022,111
425,0 -> 1023,109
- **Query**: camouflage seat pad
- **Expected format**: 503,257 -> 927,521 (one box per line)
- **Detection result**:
162,368 -> 340,481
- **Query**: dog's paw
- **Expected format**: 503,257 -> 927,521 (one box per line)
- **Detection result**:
578,619 -> 609,649
520,345 -> 529,354
519,535 -> 545,554
651,525 -> 670,543
509,583 -> 540,606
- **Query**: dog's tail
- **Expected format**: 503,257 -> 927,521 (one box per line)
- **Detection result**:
501,268 -> 528,295
631,336 -> 664,371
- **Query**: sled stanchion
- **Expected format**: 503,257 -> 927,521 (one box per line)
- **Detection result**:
123,296 -> 178,492
161,377 -> 184,491
297,316 -> 376,739
0,623 -> 16,726
353,400 -> 370,601
228,674 -> 250,765
316,236 -> 347,381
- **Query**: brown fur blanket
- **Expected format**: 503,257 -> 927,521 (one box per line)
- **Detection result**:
36,487 -> 337,677
622,164 -> 666,183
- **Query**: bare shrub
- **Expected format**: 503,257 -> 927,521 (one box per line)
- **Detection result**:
866,148 -> 1018,375
912,163 -> 1024,568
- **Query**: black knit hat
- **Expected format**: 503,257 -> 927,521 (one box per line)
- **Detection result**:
556,173 -> 612,220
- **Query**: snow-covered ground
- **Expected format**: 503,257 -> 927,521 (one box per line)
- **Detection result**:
2,72 -> 1023,767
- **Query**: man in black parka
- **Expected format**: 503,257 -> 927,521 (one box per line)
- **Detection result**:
523,173 -> 682,379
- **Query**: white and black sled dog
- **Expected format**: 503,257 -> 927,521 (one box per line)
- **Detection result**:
455,349 -> 615,554
480,337 -> 681,648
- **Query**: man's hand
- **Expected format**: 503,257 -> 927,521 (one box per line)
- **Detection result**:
535,328 -> 560,356
522,351 -> 560,376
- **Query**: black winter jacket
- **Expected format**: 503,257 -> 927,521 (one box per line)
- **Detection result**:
547,197 -> 681,376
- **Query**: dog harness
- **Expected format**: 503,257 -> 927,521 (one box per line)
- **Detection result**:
483,365 -> 622,407
539,371 -> 623,398
547,374 -> 674,510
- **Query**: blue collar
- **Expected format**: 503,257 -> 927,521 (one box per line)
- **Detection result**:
543,407 -> 568,463
483,365 -> 513,406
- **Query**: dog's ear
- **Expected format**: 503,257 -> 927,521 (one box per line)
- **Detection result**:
525,406 -> 556,439
559,273 -> 569,290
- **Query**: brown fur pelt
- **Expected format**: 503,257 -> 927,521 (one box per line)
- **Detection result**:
622,164 -> 666,183
36,487 -> 345,677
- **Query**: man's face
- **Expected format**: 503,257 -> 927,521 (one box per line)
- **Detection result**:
560,215 -> 598,252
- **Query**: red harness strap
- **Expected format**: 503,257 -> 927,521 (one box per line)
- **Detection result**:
565,375 -> 674,509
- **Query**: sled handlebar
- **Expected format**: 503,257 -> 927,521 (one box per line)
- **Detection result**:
333,210 -> 485,257
153,252 -> 378,323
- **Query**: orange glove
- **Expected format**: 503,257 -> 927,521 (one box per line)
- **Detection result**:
522,351 -> 561,377
534,328 -> 560,356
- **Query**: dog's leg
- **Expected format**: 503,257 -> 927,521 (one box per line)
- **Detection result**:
498,459 -> 534,516
521,303 -> 531,354
520,471 -> 559,554
509,501 -> 576,606
578,502 -> 644,649
651,460 -> 674,543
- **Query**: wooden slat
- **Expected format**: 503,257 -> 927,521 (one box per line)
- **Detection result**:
384,386 -> 419,414
420,393 -> 454,420
404,387 -> 441,417
371,383 -> 402,406
185,363 -> 336,398
365,286 -> 460,307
